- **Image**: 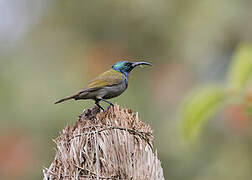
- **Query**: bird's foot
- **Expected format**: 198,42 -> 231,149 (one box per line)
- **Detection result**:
98,105 -> 105,111
105,104 -> 114,111
96,105 -> 105,111
95,101 -> 105,111
78,106 -> 101,120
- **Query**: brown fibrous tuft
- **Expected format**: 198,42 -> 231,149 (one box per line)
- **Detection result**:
43,104 -> 164,180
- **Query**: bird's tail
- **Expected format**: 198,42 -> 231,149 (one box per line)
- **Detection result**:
54,94 -> 78,104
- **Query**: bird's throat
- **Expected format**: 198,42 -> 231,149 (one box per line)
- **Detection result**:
112,68 -> 129,88
125,75 -> 128,88
121,71 -> 129,88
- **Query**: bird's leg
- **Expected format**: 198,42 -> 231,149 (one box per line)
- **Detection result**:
95,100 -> 104,111
100,99 -> 114,106
100,99 -> 114,111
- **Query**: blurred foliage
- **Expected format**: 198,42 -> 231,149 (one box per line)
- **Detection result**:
181,44 -> 252,141
181,86 -> 227,141
228,44 -> 252,93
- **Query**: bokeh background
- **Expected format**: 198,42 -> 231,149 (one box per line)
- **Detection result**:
0,0 -> 252,179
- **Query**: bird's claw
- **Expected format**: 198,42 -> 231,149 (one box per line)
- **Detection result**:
106,104 -> 114,111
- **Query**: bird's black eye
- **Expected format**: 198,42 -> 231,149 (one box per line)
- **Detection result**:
125,62 -> 131,66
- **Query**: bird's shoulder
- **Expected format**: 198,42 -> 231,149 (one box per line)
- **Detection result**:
85,69 -> 125,90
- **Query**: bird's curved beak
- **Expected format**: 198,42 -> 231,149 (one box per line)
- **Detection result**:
132,62 -> 152,68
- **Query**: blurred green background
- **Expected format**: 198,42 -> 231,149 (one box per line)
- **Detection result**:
0,0 -> 252,179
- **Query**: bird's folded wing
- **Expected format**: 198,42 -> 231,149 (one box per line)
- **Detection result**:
80,69 -> 125,93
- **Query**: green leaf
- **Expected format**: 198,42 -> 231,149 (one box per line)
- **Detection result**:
228,44 -> 252,93
181,86 -> 227,141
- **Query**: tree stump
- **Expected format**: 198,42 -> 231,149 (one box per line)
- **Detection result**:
43,104 -> 164,180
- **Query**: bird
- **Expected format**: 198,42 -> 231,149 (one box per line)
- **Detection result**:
55,61 -> 152,110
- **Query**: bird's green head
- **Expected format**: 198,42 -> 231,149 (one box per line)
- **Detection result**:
112,61 -> 152,75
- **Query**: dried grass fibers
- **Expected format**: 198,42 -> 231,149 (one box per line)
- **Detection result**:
43,104 -> 164,180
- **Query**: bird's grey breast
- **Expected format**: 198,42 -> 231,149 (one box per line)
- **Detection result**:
100,81 -> 127,99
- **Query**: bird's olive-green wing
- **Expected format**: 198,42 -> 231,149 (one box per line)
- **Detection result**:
81,69 -> 125,92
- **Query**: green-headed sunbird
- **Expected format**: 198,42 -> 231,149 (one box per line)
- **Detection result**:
55,61 -> 152,110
